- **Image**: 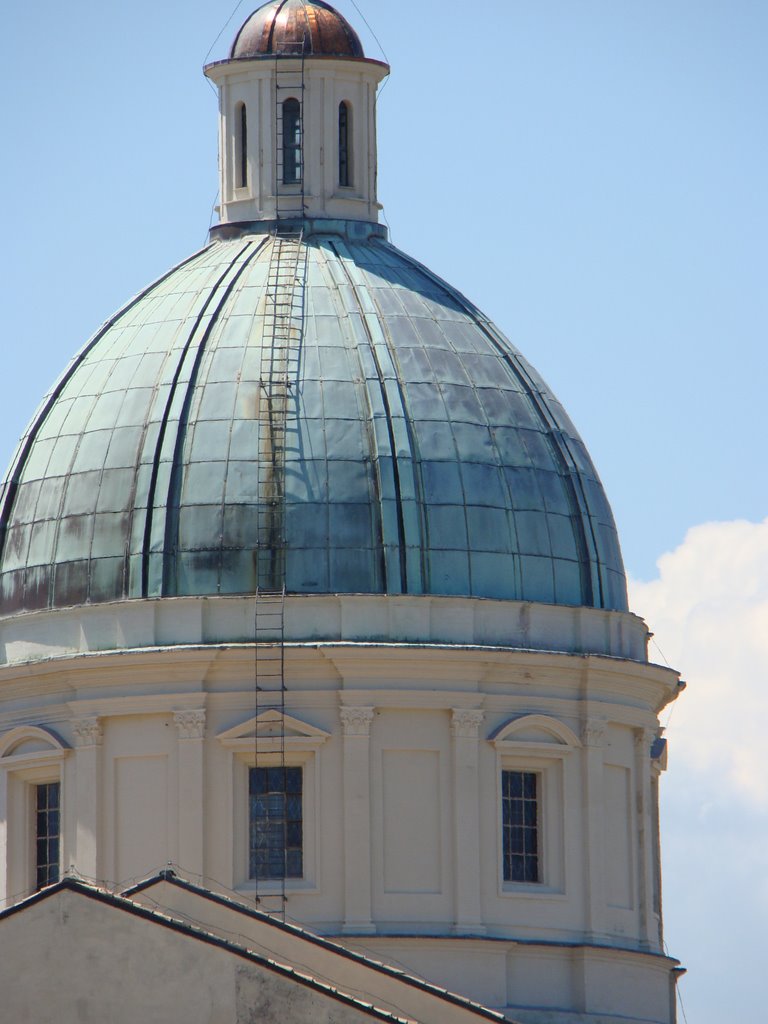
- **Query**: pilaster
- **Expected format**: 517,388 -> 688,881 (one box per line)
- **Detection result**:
450,708 -> 485,935
72,717 -> 103,881
174,709 -> 206,877
0,768 -> 7,904
581,717 -> 607,940
340,705 -> 375,934
635,726 -> 655,948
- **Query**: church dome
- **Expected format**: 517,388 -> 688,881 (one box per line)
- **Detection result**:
0,13 -> 683,1024
0,223 -> 627,616
230,0 -> 365,60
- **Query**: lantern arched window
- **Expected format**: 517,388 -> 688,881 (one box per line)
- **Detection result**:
338,101 -> 351,187
236,102 -> 248,189
282,98 -> 302,185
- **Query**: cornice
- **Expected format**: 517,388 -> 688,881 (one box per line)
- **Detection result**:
0,641 -> 681,721
67,694 -> 209,719
0,594 -> 654,670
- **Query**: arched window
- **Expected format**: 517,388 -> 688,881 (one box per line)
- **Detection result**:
282,98 -> 302,185
236,102 -> 248,189
0,726 -> 70,897
338,101 -> 351,187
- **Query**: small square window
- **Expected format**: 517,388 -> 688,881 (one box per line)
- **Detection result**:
501,770 -> 539,884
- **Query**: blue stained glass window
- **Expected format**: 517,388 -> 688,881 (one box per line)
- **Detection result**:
249,766 -> 303,880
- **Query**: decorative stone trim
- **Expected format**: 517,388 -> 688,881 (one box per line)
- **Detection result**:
581,719 -> 606,748
491,714 -> 581,751
72,718 -> 103,748
340,706 -> 374,737
450,709 -> 484,738
634,727 -> 655,752
0,725 -> 69,760
0,596 -> 658,670
173,709 -> 206,740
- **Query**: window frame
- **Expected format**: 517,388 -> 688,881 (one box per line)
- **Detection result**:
235,100 -> 248,191
217,711 -> 329,896
490,715 -> 580,898
0,727 -> 69,901
234,748 -> 319,894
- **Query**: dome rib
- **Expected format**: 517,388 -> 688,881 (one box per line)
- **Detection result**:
327,237 -> 418,595
142,240 -> 266,598
317,240 -> 399,592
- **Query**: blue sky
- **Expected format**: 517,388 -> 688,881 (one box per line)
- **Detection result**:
3,2 -> 768,1020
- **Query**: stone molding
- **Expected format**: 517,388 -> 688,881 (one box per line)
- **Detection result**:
581,719 -> 606,748
72,718 -> 103,748
450,708 -> 484,738
0,594 -> 657,671
340,706 -> 374,737
173,709 -> 206,740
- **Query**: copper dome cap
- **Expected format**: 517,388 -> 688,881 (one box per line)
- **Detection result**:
231,0 -> 365,59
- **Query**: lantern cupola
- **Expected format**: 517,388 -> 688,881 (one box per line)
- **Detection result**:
205,0 -> 389,227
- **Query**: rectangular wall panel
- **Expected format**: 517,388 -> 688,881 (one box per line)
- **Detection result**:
604,764 -> 633,909
382,749 -> 441,894
115,755 -> 168,883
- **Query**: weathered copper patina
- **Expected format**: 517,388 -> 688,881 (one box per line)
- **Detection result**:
231,0 -> 365,59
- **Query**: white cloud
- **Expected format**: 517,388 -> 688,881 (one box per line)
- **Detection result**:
629,517 -> 768,807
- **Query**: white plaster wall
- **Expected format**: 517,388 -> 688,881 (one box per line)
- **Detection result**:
371,710 -> 453,926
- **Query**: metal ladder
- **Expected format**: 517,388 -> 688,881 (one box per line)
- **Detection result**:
253,228 -> 306,919
252,8 -> 310,920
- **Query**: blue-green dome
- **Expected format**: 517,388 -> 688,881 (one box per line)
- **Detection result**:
0,223 -> 627,614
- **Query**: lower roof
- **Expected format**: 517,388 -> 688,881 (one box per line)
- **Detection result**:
0,875 -> 504,1024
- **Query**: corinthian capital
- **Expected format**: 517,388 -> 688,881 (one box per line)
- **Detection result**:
340,706 -> 374,736
451,709 -> 484,739
72,718 -> 103,747
173,709 -> 206,740
581,719 -> 606,748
